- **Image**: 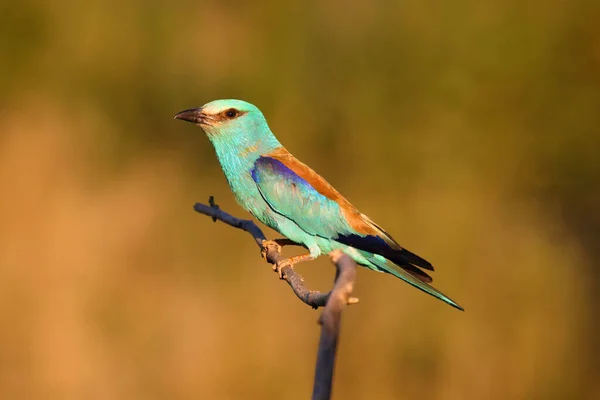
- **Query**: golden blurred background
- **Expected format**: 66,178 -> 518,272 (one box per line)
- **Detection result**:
1,0 -> 599,399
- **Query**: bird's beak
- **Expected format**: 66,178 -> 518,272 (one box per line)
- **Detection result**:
174,108 -> 206,124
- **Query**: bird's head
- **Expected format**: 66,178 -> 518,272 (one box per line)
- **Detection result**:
174,99 -> 270,141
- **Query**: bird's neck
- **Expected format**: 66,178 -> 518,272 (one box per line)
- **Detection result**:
209,130 -> 282,186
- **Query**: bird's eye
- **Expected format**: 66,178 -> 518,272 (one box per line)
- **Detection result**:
225,108 -> 238,119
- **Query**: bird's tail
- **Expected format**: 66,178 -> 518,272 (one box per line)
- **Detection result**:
364,253 -> 464,311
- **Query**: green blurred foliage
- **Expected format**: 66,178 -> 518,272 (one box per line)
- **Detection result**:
1,0 -> 599,399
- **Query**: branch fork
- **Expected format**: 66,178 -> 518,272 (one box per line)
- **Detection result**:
193,196 -> 359,400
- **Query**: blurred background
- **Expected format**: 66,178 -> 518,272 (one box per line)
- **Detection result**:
1,0 -> 599,399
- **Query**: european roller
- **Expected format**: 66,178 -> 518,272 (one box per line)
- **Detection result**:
175,99 -> 463,311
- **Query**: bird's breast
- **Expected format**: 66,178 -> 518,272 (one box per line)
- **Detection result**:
216,151 -> 278,229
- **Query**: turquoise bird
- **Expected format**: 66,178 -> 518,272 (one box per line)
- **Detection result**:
175,99 -> 463,310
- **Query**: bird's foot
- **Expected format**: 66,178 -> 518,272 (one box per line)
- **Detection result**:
261,240 -> 296,278
274,258 -> 294,279
261,240 -> 282,261
260,240 -> 316,279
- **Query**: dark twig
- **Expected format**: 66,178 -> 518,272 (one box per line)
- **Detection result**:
194,197 -> 358,399
312,250 -> 357,400
193,198 -> 359,309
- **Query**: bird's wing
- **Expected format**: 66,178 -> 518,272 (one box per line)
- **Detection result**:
251,147 -> 434,282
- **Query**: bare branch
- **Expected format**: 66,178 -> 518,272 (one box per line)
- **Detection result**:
194,197 -> 359,399
193,197 -> 359,309
312,250 -> 357,400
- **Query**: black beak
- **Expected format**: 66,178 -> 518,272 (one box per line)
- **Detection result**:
174,107 -> 204,124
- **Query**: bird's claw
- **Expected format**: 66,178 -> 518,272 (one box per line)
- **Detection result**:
261,240 -> 297,278
273,259 -> 294,279
261,240 -> 282,261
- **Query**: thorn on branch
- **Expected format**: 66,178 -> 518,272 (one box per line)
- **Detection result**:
208,196 -> 219,222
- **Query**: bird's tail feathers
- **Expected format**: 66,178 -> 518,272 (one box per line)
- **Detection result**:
365,253 -> 464,311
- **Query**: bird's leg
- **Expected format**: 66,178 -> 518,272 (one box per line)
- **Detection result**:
273,254 -> 315,279
260,239 -> 315,278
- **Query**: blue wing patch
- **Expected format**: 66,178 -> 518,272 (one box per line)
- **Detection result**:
251,157 -> 352,238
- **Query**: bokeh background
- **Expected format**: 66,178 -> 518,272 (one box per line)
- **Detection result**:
1,0 -> 599,399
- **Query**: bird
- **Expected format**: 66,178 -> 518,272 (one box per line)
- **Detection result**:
175,99 -> 463,311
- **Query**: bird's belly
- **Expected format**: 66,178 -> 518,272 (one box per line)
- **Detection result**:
232,187 -> 318,251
